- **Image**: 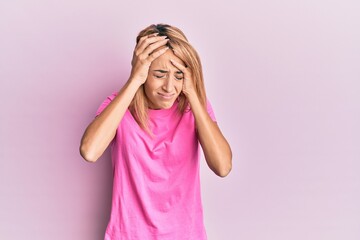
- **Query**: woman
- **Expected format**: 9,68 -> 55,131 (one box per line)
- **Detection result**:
80,23 -> 232,240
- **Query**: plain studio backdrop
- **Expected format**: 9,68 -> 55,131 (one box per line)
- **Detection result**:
0,0 -> 359,239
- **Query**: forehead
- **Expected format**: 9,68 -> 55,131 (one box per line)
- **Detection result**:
149,49 -> 185,70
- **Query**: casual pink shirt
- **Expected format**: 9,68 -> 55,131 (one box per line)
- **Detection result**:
95,92 -> 216,240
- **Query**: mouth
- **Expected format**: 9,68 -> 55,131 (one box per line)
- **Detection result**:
158,92 -> 175,99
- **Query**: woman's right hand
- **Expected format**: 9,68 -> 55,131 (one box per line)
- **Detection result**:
80,34 -> 169,163
129,33 -> 169,85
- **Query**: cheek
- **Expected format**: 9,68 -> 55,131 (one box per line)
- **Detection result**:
175,80 -> 183,90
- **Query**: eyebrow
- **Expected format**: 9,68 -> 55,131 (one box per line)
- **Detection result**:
153,69 -> 183,74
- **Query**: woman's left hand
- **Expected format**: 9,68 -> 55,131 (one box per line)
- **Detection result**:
170,57 -> 232,178
169,59 -> 196,98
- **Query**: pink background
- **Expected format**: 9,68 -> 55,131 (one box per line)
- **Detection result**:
1,0 -> 359,239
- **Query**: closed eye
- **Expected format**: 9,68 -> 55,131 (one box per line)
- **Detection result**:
154,75 -> 165,78
154,75 -> 183,80
175,73 -> 184,80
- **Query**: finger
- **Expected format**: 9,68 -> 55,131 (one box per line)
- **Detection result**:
147,47 -> 169,62
142,38 -> 169,57
137,33 -> 159,47
169,59 -> 188,73
136,35 -> 168,55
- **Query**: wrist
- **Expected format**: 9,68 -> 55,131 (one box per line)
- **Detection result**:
183,89 -> 198,101
120,77 -> 143,96
127,76 -> 144,89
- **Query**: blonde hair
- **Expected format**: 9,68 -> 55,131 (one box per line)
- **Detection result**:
129,23 -> 207,135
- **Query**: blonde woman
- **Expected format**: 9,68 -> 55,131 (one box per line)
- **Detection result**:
80,23 -> 232,240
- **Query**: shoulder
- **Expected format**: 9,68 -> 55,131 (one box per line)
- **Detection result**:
205,98 -> 217,122
95,91 -> 119,117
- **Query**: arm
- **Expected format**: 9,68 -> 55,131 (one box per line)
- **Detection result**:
169,59 -> 232,177
79,33 -> 170,162
79,79 -> 141,162
188,94 -> 232,177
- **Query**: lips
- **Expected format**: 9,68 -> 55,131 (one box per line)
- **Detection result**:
158,92 -> 175,99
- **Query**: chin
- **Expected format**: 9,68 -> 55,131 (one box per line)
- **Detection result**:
160,101 -> 175,109
151,99 -> 175,109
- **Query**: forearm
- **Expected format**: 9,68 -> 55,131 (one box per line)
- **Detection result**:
187,93 -> 232,177
80,78 -> 141,162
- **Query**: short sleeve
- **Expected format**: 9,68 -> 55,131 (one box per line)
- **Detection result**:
95,91 -> 119,117
206,98 -> 217,122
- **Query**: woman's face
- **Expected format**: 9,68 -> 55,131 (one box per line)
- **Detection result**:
144,48 -> 185,109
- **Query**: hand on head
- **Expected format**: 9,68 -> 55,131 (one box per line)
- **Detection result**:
129,33 -> 169,85
169,58 -> 195,97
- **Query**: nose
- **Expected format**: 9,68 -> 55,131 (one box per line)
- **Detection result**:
162,76 -> 175,92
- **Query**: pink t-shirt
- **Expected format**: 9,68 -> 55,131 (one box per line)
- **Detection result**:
95,92 -> 216,240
